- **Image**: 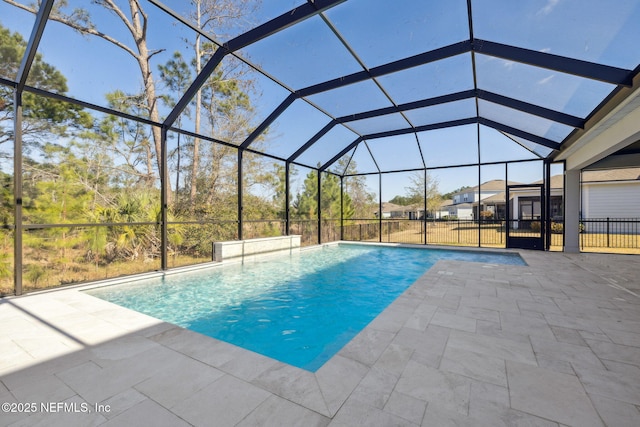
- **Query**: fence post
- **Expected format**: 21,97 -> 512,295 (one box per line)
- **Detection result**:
457,218 -> 460,243
607,217 -> 610,248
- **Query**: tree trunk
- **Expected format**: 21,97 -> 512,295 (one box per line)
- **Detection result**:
127,1 -> 164,189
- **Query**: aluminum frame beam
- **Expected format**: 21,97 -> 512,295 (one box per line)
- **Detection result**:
364,118 -> 478,140
164,0 -> 346,128
318,117 -> 559,172
288,89 -> 578,164
298,41 -> 473,97
226,0 -> 347,52
240,94 -> 296,149
244,37 -> 624,150
298,39 -> 632,99
473,39 -> 633,87
16,0 -> 54,90
337,90 -> 475,123
288,121 -> 337,162
320,137 -> 363,172
477,90 -> 585,128
478,118 -> 560,150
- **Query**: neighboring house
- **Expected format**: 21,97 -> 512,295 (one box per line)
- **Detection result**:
381,169 -> 640,224
448,202 -> 474,220
504,169 -> 639,230
435,199 -> 453,219
477,192 -> 508,220
447,180 -> 522,220
376,202 -> 422,219
376,202 -> 406,219
377,202 -> 427,220
508,175 -> 564,223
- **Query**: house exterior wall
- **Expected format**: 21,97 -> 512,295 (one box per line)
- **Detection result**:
435,209 -> 449,219
456,207 -> 473,220
582,182 -> 640,218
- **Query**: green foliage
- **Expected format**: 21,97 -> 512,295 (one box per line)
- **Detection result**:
0,249 -> 11,280
0,23 -> 91,148
388,195 -> 416,206
24,264 -> 47,286
292,169 -> 356,220
0,171 -> 12,226
388,196 -> 403,205
0,3 -> 289,290
388,171 -> 441,217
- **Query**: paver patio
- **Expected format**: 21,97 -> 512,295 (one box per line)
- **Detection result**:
1,247 -> 639,426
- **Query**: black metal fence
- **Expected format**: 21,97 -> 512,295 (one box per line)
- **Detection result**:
580,218 -> 640,250
336,218 -> 639,252
341,219 -> 507,247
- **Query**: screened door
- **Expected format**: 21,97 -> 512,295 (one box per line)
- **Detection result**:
506,185 -> 545,250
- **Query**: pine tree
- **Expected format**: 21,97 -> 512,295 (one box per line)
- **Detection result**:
293,169 -> 355,220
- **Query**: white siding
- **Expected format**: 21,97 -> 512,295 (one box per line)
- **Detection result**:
582,183 -> 640,218
457,207 -> 473,220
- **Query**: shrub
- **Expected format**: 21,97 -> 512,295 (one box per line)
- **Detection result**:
551,222 -> 585,233
551,222 -> 563,234
530,221 -> 541,232
480,210 -> 494,220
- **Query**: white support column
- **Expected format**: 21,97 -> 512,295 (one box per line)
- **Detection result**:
564,169 -> 581,253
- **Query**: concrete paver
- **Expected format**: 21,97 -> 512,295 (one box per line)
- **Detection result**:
1,248 -> 639,426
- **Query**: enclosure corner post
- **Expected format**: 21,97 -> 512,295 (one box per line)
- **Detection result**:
317,169 -> 322,244
160,127 -> 168,271
544,160 -> 551,250
378,173 -> 382,243
238,148 -> 244,241
285,162 -> 290,236
13,90 -> 24,296
340,176 -> 344,241
423,168 -> 428,245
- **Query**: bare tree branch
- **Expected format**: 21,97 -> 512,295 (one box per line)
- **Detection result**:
3,0 -> 139,59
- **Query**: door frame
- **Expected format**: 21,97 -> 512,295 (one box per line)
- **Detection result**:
506,184 -> 545,250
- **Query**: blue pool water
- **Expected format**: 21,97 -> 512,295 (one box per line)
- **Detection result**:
86,244 -> 524,371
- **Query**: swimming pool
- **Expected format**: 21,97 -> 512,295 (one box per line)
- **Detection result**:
86,244 -> 525,371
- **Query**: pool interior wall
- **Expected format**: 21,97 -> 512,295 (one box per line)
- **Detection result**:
85,242 -> 526,371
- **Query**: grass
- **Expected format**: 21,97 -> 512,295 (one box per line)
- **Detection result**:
1,222 -> 638,296
364,221 -> 640,254
0,248 -> 211,296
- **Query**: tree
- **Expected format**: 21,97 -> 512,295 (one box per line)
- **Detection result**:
293,169 -> 355,220
156,0 -> 260,214
403,171 -> 442,218
388,195 -> 414,206
158,52 -> 191,204
340,158 -> 376,219
0,23 -> 90,155
5,0 -> 170,175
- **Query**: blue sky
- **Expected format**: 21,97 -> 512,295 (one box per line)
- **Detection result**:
2,0 -> 637,199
